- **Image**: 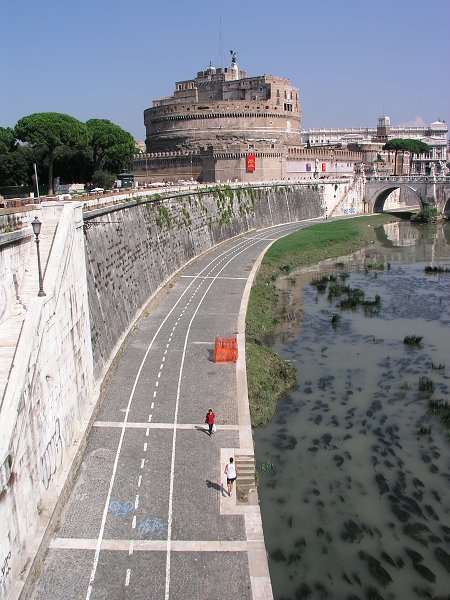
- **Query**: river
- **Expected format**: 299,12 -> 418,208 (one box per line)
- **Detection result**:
253,220 -> 450,600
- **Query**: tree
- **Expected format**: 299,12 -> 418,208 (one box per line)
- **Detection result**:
92,169 -> 116,190
383,138 -> 430,175
0,127 -> 30,186
14,113 -> 90,194
86,119 -> 136,175
406,140 -> 430,175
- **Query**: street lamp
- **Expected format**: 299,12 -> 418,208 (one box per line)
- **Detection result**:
31,216 -> 46,297
33,163 -> 41,203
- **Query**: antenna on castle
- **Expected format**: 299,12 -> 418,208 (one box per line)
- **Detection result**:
219,16 -> 223,68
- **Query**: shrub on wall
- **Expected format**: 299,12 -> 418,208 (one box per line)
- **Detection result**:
92,170 -> 115,190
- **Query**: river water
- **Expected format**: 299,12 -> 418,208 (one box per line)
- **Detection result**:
253,220 -> 450,600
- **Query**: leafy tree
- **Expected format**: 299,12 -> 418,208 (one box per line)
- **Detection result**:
0,127 -> 30,186
383,138 -> 430,175
86,119 -> 135,175
53,146 -> 92,185
14,113 -> 90,194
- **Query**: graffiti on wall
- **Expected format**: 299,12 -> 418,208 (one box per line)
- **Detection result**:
0,550 -> 12,592
40,419 -> 63,489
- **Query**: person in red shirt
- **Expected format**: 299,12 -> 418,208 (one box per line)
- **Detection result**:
205,408 -> 215,436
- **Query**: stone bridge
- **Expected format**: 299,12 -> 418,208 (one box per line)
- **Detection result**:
364,175 -> 450,214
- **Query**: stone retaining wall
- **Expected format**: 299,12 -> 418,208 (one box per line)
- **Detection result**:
86,184 -> 325,381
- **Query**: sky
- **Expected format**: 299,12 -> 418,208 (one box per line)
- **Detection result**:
1,0 -> 449,141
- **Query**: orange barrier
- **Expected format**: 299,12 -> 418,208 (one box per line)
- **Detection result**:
214,337 -> 238,363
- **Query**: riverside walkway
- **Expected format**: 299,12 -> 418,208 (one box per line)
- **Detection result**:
27,219 -> 319,600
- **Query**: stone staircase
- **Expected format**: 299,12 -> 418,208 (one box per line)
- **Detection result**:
328,180 -> 358,218
235,453 -> 257,504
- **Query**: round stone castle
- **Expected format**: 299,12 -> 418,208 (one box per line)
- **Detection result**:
144,54 -> 302,154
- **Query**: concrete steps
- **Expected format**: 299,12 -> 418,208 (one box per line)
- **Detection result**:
235,454 -> 257,504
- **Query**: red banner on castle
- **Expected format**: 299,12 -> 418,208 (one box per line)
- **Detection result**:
246,154 -> 256,172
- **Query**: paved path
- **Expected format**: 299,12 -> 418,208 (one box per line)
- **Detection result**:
28,220 -> 319,600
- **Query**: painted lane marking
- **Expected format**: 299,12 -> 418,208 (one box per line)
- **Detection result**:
125,569 -> 131,586
153,391 -> 157,398
155,381 -> 159,387
135,495 -> 139,510
141,458 -> 145,468
93,421 -> 242,430
146,428 -> 149,437
52,537 -> 249,551
148,414 -> 152,422
138,475 -> 142,488
151,402 -> 154,409
129,540 -> 134,555
182,275 -> 248,280
132,516 -> 136,529
157,371 -> 161,378
164,241 -> 263,600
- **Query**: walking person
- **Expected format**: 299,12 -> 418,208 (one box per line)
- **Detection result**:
205,408 -> 215,436
225,457 -> 237,497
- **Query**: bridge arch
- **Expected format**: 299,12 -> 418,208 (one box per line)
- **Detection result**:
443,191 -> 450,216
365,184 -> 424,213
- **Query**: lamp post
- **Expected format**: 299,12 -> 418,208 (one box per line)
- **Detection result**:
33,163 -> 41,203
31,216 -> 46,297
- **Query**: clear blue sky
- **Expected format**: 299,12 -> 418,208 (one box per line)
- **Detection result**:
2,0 -> 449,140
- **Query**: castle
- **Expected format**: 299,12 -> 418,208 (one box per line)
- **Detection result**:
134,56 -> 360,183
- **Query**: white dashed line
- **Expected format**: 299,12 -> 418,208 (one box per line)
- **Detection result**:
151,402 -> 154,409
129,540 -> 134,555
132,516 -> 136,529
146,428 -> 149,437
153,391 -> 157,398
125,569 -> 131,586
155,381 -> 159,387
135,495 -> 139,509
141,458 -> 146,467
148,414 -> 152,422
138,475 -> 142,488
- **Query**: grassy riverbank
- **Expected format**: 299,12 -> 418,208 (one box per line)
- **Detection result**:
246,214 -> 399,427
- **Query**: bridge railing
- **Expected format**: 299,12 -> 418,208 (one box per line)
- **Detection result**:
367,175 -> 449,183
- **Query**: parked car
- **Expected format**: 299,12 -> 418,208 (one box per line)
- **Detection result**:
90,187 -> 104,194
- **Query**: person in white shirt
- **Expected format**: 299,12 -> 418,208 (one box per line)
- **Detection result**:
224,457 -> 237,497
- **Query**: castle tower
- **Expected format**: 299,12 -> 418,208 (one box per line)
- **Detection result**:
143,61 -> 302,153
377,115 -> 391,139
